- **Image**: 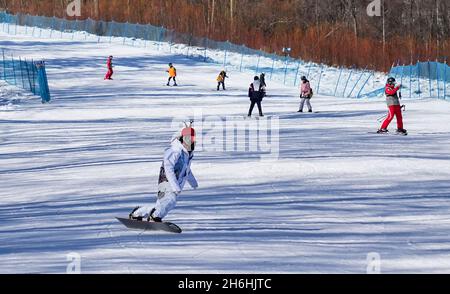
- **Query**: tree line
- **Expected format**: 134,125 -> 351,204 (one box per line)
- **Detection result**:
1,0 -> 449,72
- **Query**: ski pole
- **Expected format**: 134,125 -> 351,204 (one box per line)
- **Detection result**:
377,114 -> 388,122
377,104 -> 406,122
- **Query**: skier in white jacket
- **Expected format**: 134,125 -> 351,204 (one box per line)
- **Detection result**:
130,126 -> 198,222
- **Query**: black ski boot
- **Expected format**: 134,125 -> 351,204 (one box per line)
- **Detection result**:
397,128 -> 408,135
377,129 -> 389,134
129,207 -> 143,221
147,208 -> 162,223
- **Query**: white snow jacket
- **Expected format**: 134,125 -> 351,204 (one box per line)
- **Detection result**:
159,139 -> 198,194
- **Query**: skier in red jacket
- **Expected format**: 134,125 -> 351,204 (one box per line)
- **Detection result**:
378,77 -> 407,135
104,56 -> 114,80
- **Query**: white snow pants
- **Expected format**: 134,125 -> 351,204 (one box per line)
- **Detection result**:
133,182 -> 178,220
299,98 -> 312,111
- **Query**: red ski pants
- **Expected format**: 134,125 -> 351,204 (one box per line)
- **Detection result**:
105,68 -> 114,79
381,105 -> 403,130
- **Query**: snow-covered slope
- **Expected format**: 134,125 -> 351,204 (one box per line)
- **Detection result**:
1,31 -> 450,273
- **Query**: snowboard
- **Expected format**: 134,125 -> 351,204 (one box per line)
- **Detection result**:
116,217 -> 182,233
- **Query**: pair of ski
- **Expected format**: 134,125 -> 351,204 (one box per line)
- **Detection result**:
369,131 -> 408,136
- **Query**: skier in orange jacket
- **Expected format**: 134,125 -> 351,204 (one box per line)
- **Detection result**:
166,63 -> 177,86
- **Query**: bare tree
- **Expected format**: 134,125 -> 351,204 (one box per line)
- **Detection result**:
1,0 -> 449,71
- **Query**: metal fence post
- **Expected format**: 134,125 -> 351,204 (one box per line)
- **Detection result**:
428,60 -> 432,97
306,62 -> 313,79
24,58 -> 33,92
236,46 -> 244,72
157,26 -> 163,51
203,39 -> 208,62
97,20 -> 102,43
269,56 -> 275,80
19,57 -> 25,89
255,53 -> 261,75
436,59 -> 441,99
50,16 -> 55,38
14,15 -> 18,35
123,22 -> 128,45
29,15 -> 35,36
316,64 -> 324,94
223,42 -> 228,67
60,18 -> 66,39
444,60 -> 448,100
144,25 -> 150,48
348,70 -> 366,98
417,61 -> 421,98
11,55 -> 17,85
36,61 -> 51,103
342,68 -> 353,97
169,30 -> 173,53
72,19 -> 77,40
2,49 -> 6,81
108,20 -> 114,43
283,56 -> 289,85
400,63 -> 405,86
408,62 -> 412,98
334,67 -> 343,97
293,62 -> 300,86
85,19 -> 90,40
31,59 -> 36,94
133,24 -> 138,46
131,24 -> 136,46
357,72 -> 373,98
26,14 -> 31,34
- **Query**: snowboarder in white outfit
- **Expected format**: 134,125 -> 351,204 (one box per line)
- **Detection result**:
130,125 -> 198,222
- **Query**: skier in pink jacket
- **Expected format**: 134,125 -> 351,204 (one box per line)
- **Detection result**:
298,76 -> 313,113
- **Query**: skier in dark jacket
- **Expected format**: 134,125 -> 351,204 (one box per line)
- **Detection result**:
248,76 -> 264,117
378,77 -> 407,135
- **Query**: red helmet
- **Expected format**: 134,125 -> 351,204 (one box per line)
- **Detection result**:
181,127 -> 196,152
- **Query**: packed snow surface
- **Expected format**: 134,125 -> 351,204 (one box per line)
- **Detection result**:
1,30 -> 450,273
